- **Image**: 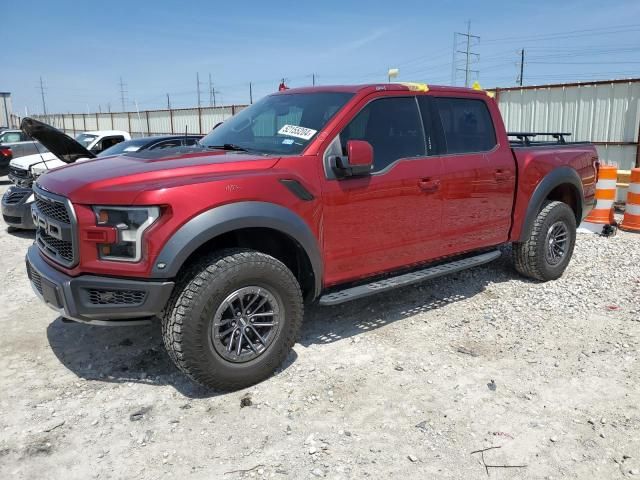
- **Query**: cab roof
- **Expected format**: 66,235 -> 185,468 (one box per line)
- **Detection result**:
274,83 -> 486,96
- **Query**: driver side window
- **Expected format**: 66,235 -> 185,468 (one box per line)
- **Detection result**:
339,97 -> 426,173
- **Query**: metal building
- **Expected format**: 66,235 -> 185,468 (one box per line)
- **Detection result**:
491,79 -> 640,171
0,92 -> 12,127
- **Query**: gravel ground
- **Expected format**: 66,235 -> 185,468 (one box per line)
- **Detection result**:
0,178 -> 639,479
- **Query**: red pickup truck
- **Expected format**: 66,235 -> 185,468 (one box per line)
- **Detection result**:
24,83 -> 597,390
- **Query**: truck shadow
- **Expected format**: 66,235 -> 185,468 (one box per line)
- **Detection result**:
299,251 -> 519,347
46,248 -> 525,398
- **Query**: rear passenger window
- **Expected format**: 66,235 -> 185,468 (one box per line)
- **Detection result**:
340,97 -> 425,172
434,98 -> 496,154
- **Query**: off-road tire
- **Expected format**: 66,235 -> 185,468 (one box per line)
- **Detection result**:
513,200 -> 577,281
161,248 -> 303,391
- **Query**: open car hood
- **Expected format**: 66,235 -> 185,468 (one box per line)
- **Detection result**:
20,117 -> 96,164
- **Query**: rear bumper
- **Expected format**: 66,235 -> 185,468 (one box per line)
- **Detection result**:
26,244 -> 174,325
2,186 -> 35,229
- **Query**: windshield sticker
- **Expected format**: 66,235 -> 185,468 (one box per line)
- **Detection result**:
277,124 -> 317,141
124,146 -> 140,152
282,138 -> 295,145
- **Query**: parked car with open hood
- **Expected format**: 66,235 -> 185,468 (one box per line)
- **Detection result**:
2,119 -> 201,230
7,119 -> 131,186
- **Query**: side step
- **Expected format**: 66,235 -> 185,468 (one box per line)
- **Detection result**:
318,250 -> 501,306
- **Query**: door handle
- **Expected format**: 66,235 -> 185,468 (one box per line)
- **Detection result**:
418,178 -> 440,192
494,170 -> 510,182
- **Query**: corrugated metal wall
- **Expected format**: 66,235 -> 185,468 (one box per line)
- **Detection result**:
492,79 -> 640,170
0,93 -> 13,127
28,105 -> 247,139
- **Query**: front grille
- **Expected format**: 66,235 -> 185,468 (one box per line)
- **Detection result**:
35,195 -> 71,223
27,262 -> 43,295
33,189 -> 77,268
37,231 -> 74,263
87,289 -> 146,306
4,189 -> 30,205
8,166 -> 29,179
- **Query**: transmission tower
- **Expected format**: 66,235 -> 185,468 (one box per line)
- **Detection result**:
119,77 -> 127,111
451,22 -> 480,87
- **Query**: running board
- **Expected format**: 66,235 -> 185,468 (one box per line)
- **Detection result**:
318,250 -> 501,306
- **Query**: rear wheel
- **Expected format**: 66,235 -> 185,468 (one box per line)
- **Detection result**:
162,249 -> 303,390
513,200 -> 576,281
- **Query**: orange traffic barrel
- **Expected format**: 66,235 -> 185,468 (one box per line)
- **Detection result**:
582,164 -> 617,226
620,168 -> 640,233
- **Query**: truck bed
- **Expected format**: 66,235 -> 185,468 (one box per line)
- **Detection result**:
508,135 -> 598,241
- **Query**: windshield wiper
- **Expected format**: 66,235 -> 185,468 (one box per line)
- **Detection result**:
206,143 -> 249,152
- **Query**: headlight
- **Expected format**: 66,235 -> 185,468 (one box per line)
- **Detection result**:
92,206 -> 160,262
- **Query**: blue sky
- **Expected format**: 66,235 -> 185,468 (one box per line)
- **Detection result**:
2,0 -> 640,114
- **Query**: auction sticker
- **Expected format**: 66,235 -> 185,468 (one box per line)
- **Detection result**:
277,124 -> 317,141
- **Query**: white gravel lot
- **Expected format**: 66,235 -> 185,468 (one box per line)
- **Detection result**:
0,177 -> 639,480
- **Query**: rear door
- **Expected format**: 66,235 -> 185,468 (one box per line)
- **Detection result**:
430,95 -> 515,253
320,95 -> 443,286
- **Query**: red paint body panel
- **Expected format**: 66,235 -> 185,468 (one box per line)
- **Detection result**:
35,84 -> 598,294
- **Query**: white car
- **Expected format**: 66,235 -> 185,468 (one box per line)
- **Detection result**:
8,122 -> 130,187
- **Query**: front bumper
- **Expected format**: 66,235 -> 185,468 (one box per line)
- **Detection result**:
26,244 -> 175,325
0,158 -> 10,176
2,186 -> 35,229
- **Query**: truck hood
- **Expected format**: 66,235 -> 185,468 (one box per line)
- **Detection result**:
36,149 -> 280,204
9,151 -> 58,170
21,117 -> 96,163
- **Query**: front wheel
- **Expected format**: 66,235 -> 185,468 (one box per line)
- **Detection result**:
512,200 -> 577,281
162,249 -> 303,391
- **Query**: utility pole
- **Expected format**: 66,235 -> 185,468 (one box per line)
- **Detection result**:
196,72 -> 202,108
166,94 -> 171,109
312,73 -> 316,86
249,82 -> 253,104
518,48 -> 525,86
208,73 -> 213,107
119,77 -> 127,111
39,77 -> 47,116
452,21 -> 480,87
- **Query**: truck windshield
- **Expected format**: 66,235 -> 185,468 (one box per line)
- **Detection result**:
75,133 -> 98,148
199,92 -> 353,155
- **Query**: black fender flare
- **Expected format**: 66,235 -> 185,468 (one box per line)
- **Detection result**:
519,166 -> 584,242
152,201 -> 323,298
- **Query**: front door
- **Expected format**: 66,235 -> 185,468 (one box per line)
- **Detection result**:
320,96 -> 443,287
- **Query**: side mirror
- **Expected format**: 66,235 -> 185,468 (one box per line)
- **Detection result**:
330,140 -> 373,178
